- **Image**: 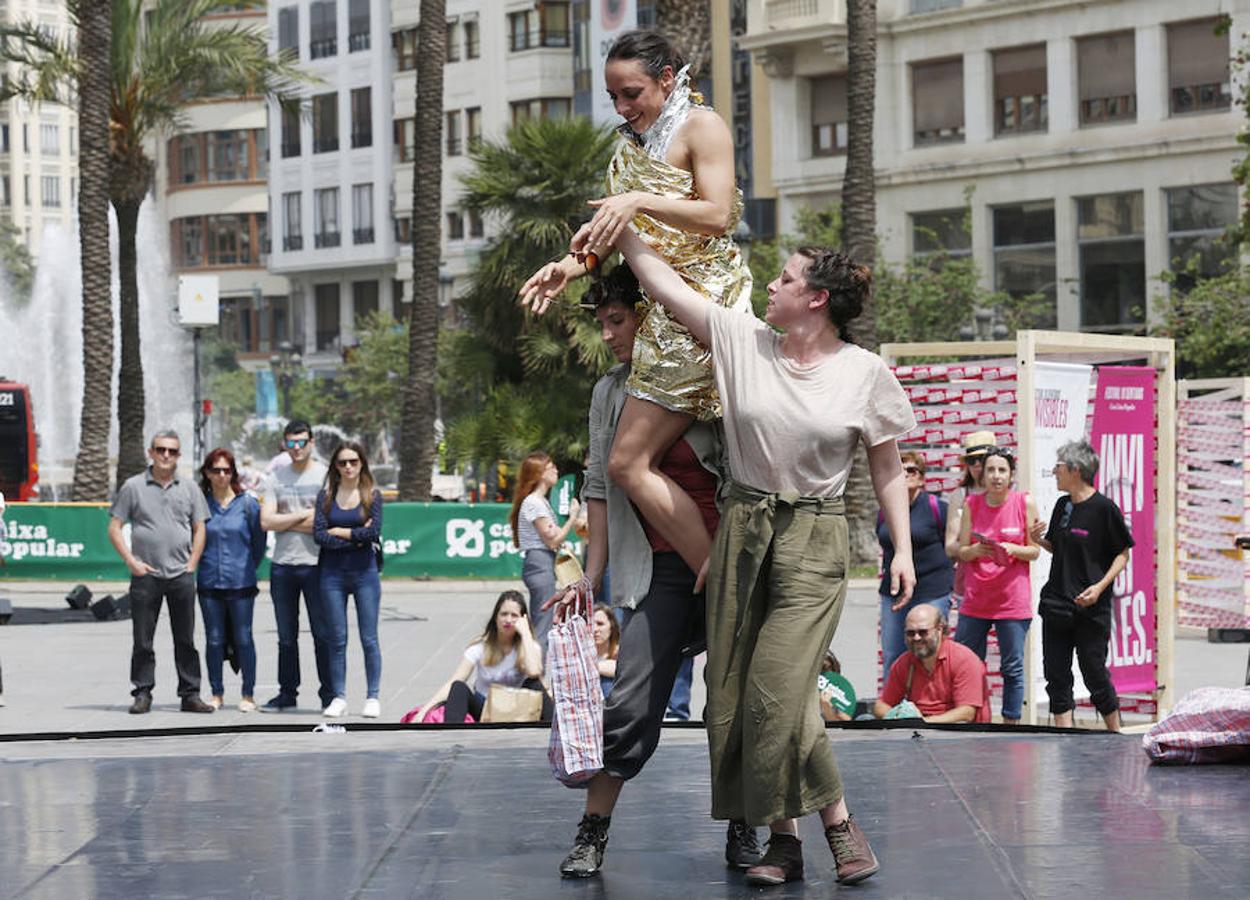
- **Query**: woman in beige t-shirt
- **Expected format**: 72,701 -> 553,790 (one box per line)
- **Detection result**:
604,226 -> 917,888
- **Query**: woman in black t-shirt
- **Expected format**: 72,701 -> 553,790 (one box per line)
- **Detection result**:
1032,440 -> 1133,732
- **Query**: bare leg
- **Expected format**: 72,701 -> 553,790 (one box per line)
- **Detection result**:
819,797 -> 849,828
585,772 -> 625,816
1103,709 -> 1122,733
769,817 -> 800,836
607,397 -> 710,578
1053,710 -> 1075,729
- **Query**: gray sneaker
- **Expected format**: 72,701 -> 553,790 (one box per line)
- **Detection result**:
725,820 -> 763,869
559,814 -> 610,878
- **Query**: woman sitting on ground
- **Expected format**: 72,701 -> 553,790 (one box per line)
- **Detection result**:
414,590 -> 548,723
592,603 -> 621,699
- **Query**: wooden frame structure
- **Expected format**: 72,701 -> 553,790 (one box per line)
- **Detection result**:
881,331 -> 1177,724
1176,377 -> 1250,633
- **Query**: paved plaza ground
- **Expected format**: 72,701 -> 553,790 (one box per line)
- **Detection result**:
0,577 -> 1244,733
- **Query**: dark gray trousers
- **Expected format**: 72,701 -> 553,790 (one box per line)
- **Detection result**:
602,552 -> 701,781
129,572 -> 202,698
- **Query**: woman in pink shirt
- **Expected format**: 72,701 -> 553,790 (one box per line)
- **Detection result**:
954,448 -> 1039,723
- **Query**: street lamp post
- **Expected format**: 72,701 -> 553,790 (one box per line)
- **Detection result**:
269,340 -> 302,419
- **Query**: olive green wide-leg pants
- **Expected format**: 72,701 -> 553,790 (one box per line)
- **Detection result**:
704,483 -> 848,826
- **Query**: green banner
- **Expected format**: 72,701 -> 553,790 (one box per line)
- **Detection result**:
0,503 -> 583,581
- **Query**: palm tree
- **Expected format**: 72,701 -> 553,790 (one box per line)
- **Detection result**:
74,0 -> 114,501
841,0 -> 880,566
3,1 -> 304,487
0,1 -> 112,500
442,116 -> 618,469
397,0 -> 446,502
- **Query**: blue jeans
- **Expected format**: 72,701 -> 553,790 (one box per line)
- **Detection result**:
666,656 -> 694,720
955,614 -> 1032,720
321,565 -> 382,699
198,588 -> 257,697
270,564 -> 333,707
880,593 -> 953,677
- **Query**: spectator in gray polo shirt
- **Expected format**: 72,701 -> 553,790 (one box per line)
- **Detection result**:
108,430 -> 214,714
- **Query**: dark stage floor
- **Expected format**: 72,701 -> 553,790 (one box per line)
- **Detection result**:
1,727 -> 1247,899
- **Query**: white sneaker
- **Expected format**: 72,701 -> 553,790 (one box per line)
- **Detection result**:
362,698 -> 381,718
323,697 -> 348,718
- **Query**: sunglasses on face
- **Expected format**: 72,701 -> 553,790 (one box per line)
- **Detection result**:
208,466 -> 232,475
904,628 -> 933,639
335,457 -> 361,469
151,446 -> 180,457
902,465 -> 922,475
285,438 -> 310,449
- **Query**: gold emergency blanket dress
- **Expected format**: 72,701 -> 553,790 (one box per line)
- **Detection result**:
605,67 -> 753,422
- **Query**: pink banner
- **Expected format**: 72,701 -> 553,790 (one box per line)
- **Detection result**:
1089,367 -> 1157,694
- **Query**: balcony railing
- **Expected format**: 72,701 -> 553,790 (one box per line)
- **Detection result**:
281,140 -> 300,158
283,234 -> 303,251
351,130 -> 372,149
510,29 -> 571,52
909,0 -> 961,14
446,137 -> 462,156
1171,81 -> 1232,115
314,231 -> 341,248
310,37 -> 336,59
348,31 -> 370,52
313,136 -> 339,153
353,227 -> 375,245
763,0 -> 842,29
1080,94 -> 1136,125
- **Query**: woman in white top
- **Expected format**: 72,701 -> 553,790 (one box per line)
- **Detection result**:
509,451 -> 581,647
550,227 -> 917,887
414,590 -> 546,723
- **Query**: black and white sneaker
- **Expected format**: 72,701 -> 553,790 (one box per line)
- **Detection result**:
559,813 -> 611,878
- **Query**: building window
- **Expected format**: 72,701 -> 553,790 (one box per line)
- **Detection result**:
1078,32 -> 1136,126
464,19 -> 480,59
1,124 -> 9,153
348,0 -> 370,51
810,74 -> 847,157
1077,192 -> 1145,331
393,27 -> 417,71
910,0 -> 961,12
446,210 -> 465,240
69,126 -> 76,156
2,176 -> 10,207
314,283 -> 341,351
278,6 -> 299,58
41,175 -> 60,207
177,135 -> 200,183
510,97 -> 572,125
993,45 -> 1047,136
177,217 -> 204,267
313,93 -> 338,153
1166,183 -> 1238,292
911,209 -> 971,259
466,107 -> 482,150
508,11 -> 529,51
993,202 -> 1057,326
309,0 -> 337,59
446,110 -> 461,156
22,124 -> 29,152
1168,18 -> 1231,116
314,187 -> 341,247
540,2 -> 571,47
394,117 -> 415,162
353,280 -> 379,325
394,216 -> 411,243
352,183 -> 374,244
447,20 -> 460,62
468,208 -> 484,238
220,293 -> 292,355
283,191 -> 302,251
207,130 -> 249,181
208,214 -> 251,266
280,101 -> 301,158
350,87 -> 371,148
912,57 -> 964,145
40,122 -> 58,155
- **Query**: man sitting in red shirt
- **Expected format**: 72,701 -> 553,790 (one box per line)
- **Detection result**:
874,604 -> 990,723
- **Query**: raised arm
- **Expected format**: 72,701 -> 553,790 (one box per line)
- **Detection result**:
613,228 -> 711,346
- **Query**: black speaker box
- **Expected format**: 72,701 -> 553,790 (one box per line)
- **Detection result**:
1207,627 -> 1250,644
0,597 -> 12,625
65,584 -> 92,610
90,595 -> 117,621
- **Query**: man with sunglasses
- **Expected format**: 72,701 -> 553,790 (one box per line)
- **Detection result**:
873,604 -> 989,723
258,420 -> 332,712
108,430 -> 214,714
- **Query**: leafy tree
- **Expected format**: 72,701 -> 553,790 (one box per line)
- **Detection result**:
1,0 -> 305,486
0,219 -> 34,301
444,116 -> 619,470
1155,267 -> 1250,378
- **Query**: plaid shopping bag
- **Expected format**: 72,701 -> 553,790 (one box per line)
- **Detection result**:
547,589 -> 604,787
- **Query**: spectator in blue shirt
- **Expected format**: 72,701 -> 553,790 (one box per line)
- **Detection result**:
314,441 -> 384,719
198,448 -> 267,712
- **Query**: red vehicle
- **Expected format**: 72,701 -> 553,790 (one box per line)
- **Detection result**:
0,380 -> 38,500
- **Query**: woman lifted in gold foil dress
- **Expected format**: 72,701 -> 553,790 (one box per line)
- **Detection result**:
521,30 -> 753,585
